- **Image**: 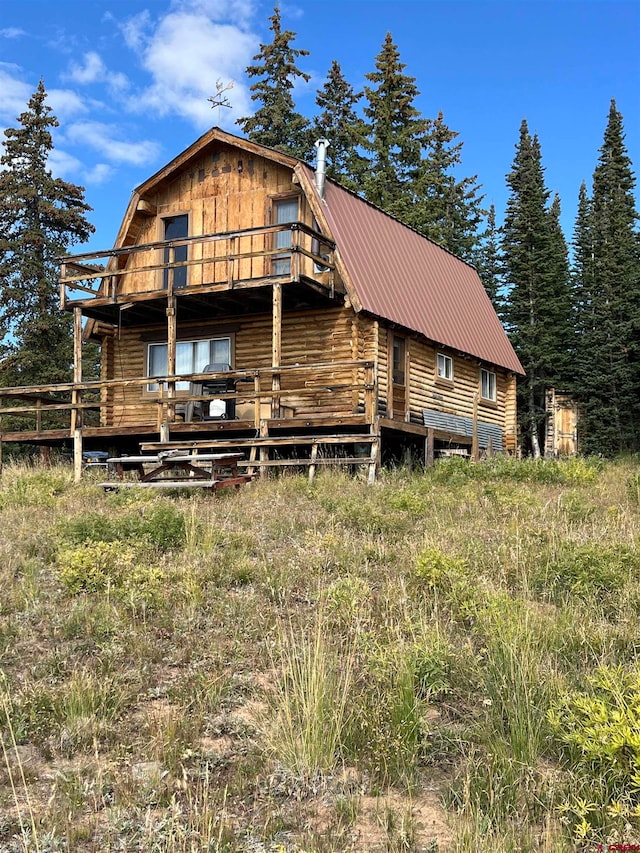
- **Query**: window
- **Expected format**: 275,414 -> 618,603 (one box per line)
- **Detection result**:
481,368 -> 497,402
392,335 -> 406,385
147,336 -> 231,391
272,197 -> 299,275
437,352 -> 453,381
163,215 -> 188,289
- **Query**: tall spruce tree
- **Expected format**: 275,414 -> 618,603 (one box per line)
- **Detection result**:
573,100 -> 640,454
313,60 -> 367,191
408,111 -> 484,261
0,81 -> 94,387
361,33 -> 428,220
474,203 -> 502,310
501,120 -> 572,457
236,5 -> 312,160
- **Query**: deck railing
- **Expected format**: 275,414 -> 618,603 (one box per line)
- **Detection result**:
59,222 -> 336,308
0,360 -> 376,451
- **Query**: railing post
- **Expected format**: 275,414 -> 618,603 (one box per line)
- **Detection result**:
272,283 -> 282,418
254,372 -> 261,430
228,235 -> 235,288
364,362 -> 376,424
165,294 -> 176,439
72,306 -> 83,483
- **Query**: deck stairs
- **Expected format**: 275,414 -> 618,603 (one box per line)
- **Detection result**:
140,433 -> 380,485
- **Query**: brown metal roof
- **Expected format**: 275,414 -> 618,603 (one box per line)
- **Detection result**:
299,165 -> 524,375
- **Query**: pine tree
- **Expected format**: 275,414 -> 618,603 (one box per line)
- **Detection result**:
574,100 -> 640,454
474,203 -> 502,310
501,120 -> 572,457
408,111 -> 484,261
236,5 -> 312,160
0,81 -> 94,387
313,60 -> 367,191
361,33 -> 428,220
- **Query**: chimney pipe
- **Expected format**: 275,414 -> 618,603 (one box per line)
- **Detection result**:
314,138 -> 329,199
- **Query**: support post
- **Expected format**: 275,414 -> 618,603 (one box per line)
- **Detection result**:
425,428 -> 435,468
72,306 -> 83,483
165,294 -> 177,441
73,429 -> 83,483
471,392 -> 479,462
272,283 -> 282,418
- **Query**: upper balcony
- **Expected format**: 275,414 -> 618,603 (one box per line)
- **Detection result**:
59,222 -> 338,326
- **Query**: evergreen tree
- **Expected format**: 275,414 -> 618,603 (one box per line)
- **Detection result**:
501,120 -> 572,457
0,81 -> 94,387
574,100 -> 640,454
361,32 -> 428,220
474,203 -> 502,310
236,5 -> 312,160
313,60 -> 367,191
408,111 -> 484,261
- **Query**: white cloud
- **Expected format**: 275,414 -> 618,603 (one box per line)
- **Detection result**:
0,27 -> 26,39
47,87 -> 89,121
0,69 -> 34,123
64,51 -> 130,95
117,10 -> 153,52
84,163 -> 113,185
119,3 -> 257,130
47,148 -> 113,185
66,51 -> 106,84
66,120 -> 161,166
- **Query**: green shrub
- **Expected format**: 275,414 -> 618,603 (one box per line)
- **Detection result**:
548,665 -> 640,841
532,544 -> 636,604
0,468 -> 72,508
345,641 -> 422,788
57,541 -> 140,593
58,501 -> 185,551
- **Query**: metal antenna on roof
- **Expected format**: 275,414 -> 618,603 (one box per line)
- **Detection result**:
208,79 -> 234,125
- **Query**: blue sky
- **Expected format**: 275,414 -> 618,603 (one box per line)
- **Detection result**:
1,0 -> 638,254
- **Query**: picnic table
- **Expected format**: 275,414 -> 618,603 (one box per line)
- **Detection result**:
101,451 -> 251,492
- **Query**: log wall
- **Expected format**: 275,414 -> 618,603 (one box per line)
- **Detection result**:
103,305 -> 362,426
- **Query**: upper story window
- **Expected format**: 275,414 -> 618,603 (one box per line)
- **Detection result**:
147,336 -> 231,391
162,214 -> 188,289
272,196 -> 299,275
481,368 -> 497,402
437,352 -> 453,382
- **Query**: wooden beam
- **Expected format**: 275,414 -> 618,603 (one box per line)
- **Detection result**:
72,307 -> 83,483
165,295 -> 177,441
136,199 -> 157,216
272,283 -> 282,417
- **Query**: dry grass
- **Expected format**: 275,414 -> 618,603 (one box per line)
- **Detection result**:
0,456 -> 638,851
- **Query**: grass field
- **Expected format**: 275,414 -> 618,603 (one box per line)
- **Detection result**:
0,456 -> 639,852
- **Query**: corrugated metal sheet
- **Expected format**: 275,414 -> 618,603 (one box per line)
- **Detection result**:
301,166 -> 523,375
423,409 -> 504,450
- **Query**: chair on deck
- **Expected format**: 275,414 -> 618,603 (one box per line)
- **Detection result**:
175,363 -> 236,422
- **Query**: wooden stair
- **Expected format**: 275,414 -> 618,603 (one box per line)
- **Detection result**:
140,433 -> 380,484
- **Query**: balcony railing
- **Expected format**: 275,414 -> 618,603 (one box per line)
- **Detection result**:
59,222 -> 337,309
0,361 -> 376,442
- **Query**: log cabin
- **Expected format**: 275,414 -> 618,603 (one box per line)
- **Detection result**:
0,127 -> 524,481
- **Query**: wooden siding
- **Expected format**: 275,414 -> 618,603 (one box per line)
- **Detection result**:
103,306 -> 360,426
113,147 -> 333,296
376,328 -> 516,443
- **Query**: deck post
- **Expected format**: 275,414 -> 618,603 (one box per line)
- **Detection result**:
471,392 -> 479,462
425,428 -> 435,467
72,306 -> 83,483
165,294 -> 177,441
272,283 -> 282,417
